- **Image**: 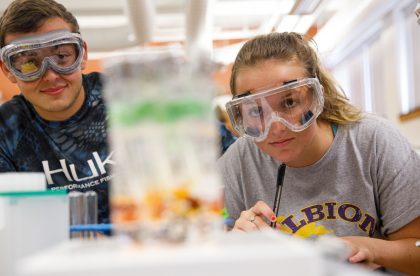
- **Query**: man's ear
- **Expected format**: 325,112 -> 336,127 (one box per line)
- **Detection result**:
81,41 -> 88,70
0,61 -> 17,83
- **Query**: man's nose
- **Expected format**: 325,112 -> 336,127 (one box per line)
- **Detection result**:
41,66 -> 61,81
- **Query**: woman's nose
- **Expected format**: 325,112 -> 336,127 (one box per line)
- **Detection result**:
267,120 -> 288,136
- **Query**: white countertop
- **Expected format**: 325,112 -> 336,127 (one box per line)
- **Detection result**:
17,231 -> 382,276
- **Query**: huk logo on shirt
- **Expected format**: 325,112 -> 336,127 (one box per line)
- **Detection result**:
42,151 -> 115,185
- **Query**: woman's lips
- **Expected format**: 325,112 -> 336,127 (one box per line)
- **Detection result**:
269,137 -> 294,147
41,86 -> 66,96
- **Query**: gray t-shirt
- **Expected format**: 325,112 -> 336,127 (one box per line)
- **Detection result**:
218,114 -> 420,239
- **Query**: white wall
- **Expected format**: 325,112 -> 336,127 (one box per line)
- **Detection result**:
324,0 -> 420,150
381,18 -> 420,149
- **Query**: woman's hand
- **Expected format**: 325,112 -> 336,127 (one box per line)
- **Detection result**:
233,201 -> 277,232
340,219 -> 420,276
340,236 -> 381,270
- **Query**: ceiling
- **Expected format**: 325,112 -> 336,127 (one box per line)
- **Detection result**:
0,0 -> 382,62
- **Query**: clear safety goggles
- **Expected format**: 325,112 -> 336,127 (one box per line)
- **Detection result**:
0,29 -> 84,82
226,78 -> 324,142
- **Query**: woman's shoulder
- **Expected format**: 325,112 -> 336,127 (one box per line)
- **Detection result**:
346,113 -> 401,137
343,113 -> 413,153
360,113 -> 394,126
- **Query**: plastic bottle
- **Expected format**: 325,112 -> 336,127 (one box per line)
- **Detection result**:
103,53 -> 223,243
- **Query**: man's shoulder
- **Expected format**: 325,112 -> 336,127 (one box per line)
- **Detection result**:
0,94 -> 24,107
0,96 -> 32,146
83,72 -> 103,93
83,71 -> 102,83
0,95 -> 32,125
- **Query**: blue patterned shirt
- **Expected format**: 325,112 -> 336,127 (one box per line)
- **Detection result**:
0,72 -> 112,225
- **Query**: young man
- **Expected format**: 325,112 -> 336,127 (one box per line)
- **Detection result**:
0,0 -> 113,225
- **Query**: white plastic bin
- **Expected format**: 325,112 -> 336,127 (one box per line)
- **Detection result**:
0,190 -> 68,276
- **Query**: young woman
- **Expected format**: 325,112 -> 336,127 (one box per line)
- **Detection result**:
218,32 -> 420,275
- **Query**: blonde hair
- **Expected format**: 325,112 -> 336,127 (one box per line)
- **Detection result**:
230,32 -> 362,125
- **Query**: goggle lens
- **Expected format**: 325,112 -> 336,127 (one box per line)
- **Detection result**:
226,78 -> 324,141
10,43 -> 80,75
1,30 -> 83,81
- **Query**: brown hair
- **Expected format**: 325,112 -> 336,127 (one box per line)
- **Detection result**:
230,32 -> 362,125
0,0 -> 79,47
